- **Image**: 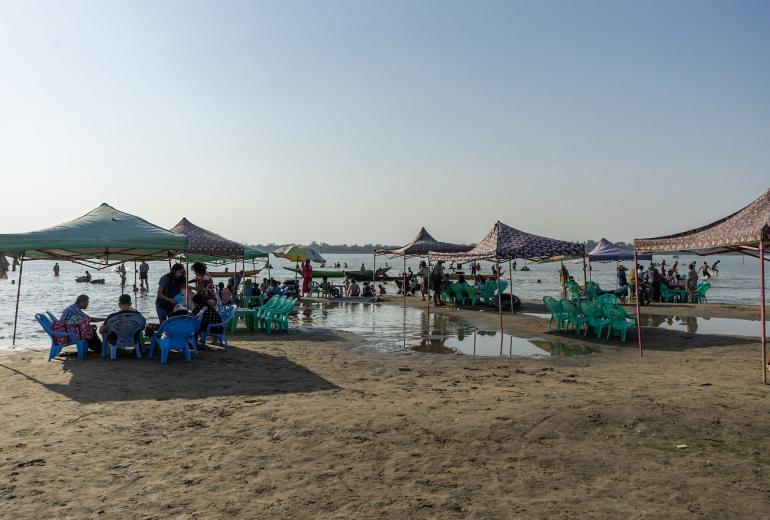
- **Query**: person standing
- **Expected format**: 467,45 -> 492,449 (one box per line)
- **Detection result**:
700,261 -> 711,280
53,263 -> 60,276
191,262 -> 216,303
156,263 -> 186,323
301,259 -> 313,297
431,261 -> 445,305
686,263 -> 699,303
559,262 -> 570,297
139,261 -> 149,291
420,261 -> 430,301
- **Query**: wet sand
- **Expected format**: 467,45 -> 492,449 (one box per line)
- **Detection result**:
0,299 -> 769,519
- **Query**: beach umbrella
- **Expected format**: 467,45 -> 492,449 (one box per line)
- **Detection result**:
273,245 -> 326,264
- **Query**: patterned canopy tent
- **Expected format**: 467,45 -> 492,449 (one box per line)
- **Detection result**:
632,188 -> 769,383
590,238 -> 651,262
377,227 -> 472,258
635,188 -> 770,255
428,221 -> 584,262
170,218 -> 244,260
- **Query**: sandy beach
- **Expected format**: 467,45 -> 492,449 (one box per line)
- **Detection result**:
1,300 -> 769,519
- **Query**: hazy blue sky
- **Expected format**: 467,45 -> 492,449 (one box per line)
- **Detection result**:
1,0 -> 768,245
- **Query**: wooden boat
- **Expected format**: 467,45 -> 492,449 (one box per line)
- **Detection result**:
283,266 -> 391,279
208,268 -> 262,278
446,270 -> 504,280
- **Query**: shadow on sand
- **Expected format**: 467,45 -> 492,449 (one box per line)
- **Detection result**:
0,339 -> 339,404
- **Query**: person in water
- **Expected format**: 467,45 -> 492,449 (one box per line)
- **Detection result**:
301,259 -> 313,297
53,263 -> 60,276
711,260 -> 720,277
139,261 -> 150,291
701,261 -> 711,279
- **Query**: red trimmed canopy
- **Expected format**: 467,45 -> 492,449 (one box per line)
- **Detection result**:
635,188 -> 770,256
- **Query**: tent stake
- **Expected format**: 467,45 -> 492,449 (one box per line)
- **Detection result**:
634,249 -> 643,358
759,242 -> 767,385
11,252 -> 24,347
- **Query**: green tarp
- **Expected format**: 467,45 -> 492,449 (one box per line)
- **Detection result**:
0,203 -> 188,264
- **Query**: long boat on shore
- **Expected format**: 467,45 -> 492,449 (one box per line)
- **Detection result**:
209,268 -> 263,278
284,266 -> 392,279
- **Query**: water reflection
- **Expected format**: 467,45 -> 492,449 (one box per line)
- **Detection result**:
292,303 -> 595,358
644,315 -> 768,337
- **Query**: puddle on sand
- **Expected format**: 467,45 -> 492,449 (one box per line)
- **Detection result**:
291,302 -> 595,357
645,315 -> 768,337
527,312 -> 767,338
411,331 -> 598,357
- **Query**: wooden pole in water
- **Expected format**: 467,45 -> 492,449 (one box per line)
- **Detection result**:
759,236 -> 767,384
372,251 -> 376,286
634,248 -> 643,358
11,252 -> 24,347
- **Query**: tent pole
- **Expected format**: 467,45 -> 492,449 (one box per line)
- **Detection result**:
403,254 -> 406,309
134,261 -> 137,293
759,241 -> 767,384
508,259 -> 514,315
426,256 -> 430,325
497,259 -> 503,355
582,254 -> 587,287
120,262 -> 125,295
634,249 -> 643,358
11,252 -> 24,347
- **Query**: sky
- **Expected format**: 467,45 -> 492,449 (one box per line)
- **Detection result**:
1,0 -> 768,246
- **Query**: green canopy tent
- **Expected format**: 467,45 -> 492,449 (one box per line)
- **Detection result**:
0,203 -> 188,345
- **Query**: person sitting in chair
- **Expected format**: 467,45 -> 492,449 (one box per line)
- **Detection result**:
99,294 -> 144,347
349,279 -> 361,297
192,293 -> 223,346
60,294 -> 104,352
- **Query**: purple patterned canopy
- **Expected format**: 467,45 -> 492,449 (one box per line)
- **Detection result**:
170,218 -> 244,258
635,188 -> 770,254
378,227 -> 472,258
429,221 -> 584,262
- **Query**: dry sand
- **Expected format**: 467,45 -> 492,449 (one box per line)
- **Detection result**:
1,299 -> 769,519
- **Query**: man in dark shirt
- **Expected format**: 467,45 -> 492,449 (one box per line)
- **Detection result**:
156,263 -> 186,323
100,294 -> 144,345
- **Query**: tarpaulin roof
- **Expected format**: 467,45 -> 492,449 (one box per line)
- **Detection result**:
589,238 -> 652,262
377,227 -> 472,258
0,203 -> 188,265
635,188 -> 770,254
429,221 -> 584,262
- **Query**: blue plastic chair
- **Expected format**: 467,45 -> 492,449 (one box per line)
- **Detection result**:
100,312 -> 146,360
200,305 -> 236,347
148,316 -> 198,364
36,313 -> 87,361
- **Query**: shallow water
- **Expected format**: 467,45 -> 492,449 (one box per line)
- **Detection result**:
292,302 -> 595,357
1,253 -> 766,346
644,315 -> 768,337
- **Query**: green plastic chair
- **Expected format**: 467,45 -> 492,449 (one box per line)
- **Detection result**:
580,301 -> 610,338
659,284 -> 678,303
560,299 -> 588,335
603,304 -> 636,342
595,293 -> 620,306
695,283 -> 711,303
566,281 -> 582,303
584,281 -> 601,301
543,296 -> 569,331
441,283 -> 456,304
